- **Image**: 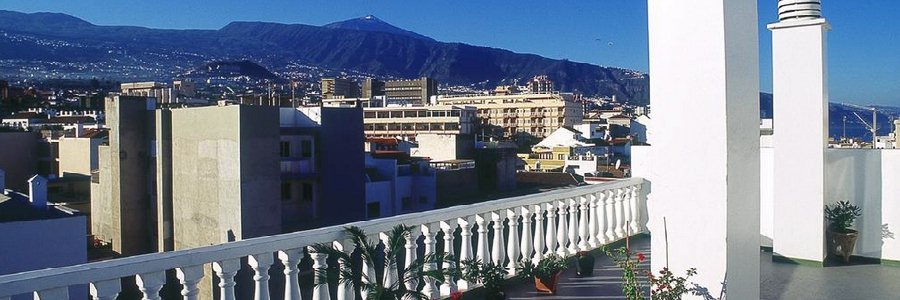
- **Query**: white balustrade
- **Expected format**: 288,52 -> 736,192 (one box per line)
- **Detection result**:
175,265 -> 204,300
0,178 -> 646,300
403,228 -> 418,300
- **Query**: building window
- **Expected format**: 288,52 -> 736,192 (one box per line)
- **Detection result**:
302,183 -> 313,202
367,202 -> 381,219
281,182 -> 291,201
402,197 -> 412,211
280,141 -> 291,158
301,140 -> 312,158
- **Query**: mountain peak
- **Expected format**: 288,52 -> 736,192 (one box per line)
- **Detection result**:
324,15 -> 435,42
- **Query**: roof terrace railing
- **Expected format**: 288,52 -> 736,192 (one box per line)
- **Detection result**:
0,178 -> 647,300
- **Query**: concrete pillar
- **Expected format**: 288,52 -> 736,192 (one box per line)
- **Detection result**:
646,0 -> 760,298
0,169 -> 5,192
770,0 -> 829,264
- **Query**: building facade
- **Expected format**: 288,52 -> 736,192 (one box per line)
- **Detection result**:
320,78 -> 360,99
435,92 -> 583,139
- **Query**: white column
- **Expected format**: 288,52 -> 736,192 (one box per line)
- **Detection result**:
457,217 -> 474,290
334,241 -> 355,300
604,190 -> 616,242
475,214 -> 490,263
646,0 -> 761,298
629,186 -> 643,233
520,206 -> 534,264
176,265 -> 205,300
90,279 -> 121,300
578,195 -> 591,251
213,259 -> 241,300
380,232 -> 399,293
33,287 -> 68,300
596,192 -> 609,244
309,250 -> 331,300
588,193 -> 600,248
440,221 -> 458,295
567,198 -> 579,254
532,204 -> 545,263
506,209 -> 521,274
544,203 -> 557,257
555,200 -> 568,256
421,224 -> 439,299
249,253 -> 274,300
135,271 -> 165,300
361,235 -> 378,300
490,212 -> 506,266
614,189 -> 626,238
403,228 -> 419,300
278,248 -> 304,300
770,2 -> 829,264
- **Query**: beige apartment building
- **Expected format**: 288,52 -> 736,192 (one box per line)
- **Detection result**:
362,105 -> 476,139
435,92 -> 583,138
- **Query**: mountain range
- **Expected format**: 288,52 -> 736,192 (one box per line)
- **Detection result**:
0,10 -> 649,103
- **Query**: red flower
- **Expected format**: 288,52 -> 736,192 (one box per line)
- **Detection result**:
637,252 -> 646,262
450,291 -> 463,300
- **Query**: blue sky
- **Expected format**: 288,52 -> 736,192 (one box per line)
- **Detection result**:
3,0 -> 900,106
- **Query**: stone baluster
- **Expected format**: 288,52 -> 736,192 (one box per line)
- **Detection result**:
622,187 -> 634,236
176,265 -> 205,300
588,193 -> 600,248
491,212 -> 506,267
440,221 -> 458,295
421,224 -> 440,299
555,200 -> 569,256
278,248 -> 304,300
578,195 -> 591,251
567,198 -> 580,254
249,253 -> 274,300
135,271 -> 166,300
457,217 -> 475,290
403,227 -> 420,300
213,259 -> 241,300
334,241 -> 355,300
614,188 -> 627,238
630,185 -> 643,233
90,279 -> 121,300
360,235 -> 379,300
475,214 -> 490,264
604,190 -> 617,242
595,192 -> 609,244
309,248 -> 331,300
520,206 -> 534,265
33,287 -> 68,300
506,209 -> 521,274
531,205 -> 545,263
544,203 -> 557,257
380,232 -> 399,293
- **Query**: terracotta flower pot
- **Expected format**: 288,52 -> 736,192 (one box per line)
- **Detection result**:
534,272 -> 562,294
827,229 -> 858,263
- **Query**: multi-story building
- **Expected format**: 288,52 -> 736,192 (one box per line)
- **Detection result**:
320,77 -> 360,99
435,92 -> 583,139
362,105 -> 476,138
120,81 -> 196,104
364,152 -> 436,218
363,77 -> 437,105
528,75 -> 554,94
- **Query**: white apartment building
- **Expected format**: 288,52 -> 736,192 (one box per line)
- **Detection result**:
435,92 -> 583,138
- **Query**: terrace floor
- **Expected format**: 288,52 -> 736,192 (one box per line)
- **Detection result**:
488,235 -> 900,300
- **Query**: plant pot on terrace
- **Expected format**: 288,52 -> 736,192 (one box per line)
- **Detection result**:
574,251 -> 595,277
825,201 -> 862,263
460,259 -> 509,300
517,253 -> 568,294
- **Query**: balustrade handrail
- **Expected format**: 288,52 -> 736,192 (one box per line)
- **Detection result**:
0,177 -> 646,298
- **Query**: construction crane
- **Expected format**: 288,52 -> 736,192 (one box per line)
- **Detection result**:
852,107 -> 878,148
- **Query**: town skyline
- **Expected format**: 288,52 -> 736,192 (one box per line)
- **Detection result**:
5,1 -> 900,106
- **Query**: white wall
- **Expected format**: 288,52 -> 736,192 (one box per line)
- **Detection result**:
824,149 -> 900,262
646,0 -> 760,298
760,138 -> 775,248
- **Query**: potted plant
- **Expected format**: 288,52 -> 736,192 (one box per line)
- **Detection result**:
516,253 -> 568,294
460,259 -> 508,300
825,200 -> 862,263
574,251 -> 595,277
310,225 -> 453,300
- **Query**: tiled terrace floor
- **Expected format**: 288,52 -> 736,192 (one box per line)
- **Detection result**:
491,235 -> 900,300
